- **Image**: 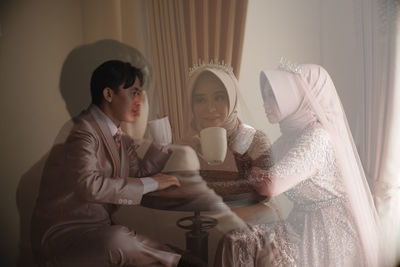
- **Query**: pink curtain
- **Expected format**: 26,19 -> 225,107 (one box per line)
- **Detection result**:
146,0 -> 248,141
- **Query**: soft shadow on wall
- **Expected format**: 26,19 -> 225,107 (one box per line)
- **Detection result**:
16,39 -> 153,267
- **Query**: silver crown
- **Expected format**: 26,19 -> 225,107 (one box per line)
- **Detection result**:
189,59 -> 234,77
278,57 -> 302,74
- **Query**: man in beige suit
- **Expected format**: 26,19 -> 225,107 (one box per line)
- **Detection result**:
31,60 -> 201,266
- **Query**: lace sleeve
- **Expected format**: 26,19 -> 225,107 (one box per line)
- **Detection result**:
250,127 -> 332,196
248,130 -> 273,169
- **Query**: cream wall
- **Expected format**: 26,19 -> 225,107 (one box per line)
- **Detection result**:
0,1 -> 83,265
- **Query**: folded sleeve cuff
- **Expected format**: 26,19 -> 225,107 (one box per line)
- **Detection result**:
140,177 -> 159,194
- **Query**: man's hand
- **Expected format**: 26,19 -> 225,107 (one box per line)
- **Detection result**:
152,173 -> 181,190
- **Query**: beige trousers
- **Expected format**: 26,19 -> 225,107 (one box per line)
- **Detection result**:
41,224 -> 181,267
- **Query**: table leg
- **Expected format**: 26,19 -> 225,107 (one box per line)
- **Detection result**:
177,211 -> 218,262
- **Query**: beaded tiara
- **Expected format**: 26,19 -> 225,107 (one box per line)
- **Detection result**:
278,57 -> 302,74
188,59 -> 234,77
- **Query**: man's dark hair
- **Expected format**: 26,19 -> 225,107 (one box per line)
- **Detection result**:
90,60 -> 144,106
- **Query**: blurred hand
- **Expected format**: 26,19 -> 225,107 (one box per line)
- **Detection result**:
152,173 -> 181,190
148,116 -> 172,146
228,123 -> 256,155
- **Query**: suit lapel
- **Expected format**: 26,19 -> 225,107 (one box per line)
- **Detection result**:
88,105 -> 121,177
120,137 -> 129,178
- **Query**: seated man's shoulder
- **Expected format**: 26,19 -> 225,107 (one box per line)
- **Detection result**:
67,111 -> 99,142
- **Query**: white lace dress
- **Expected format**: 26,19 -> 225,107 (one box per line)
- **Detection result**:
215,125 -> 363,267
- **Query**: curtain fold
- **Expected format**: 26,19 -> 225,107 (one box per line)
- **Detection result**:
353,0 -> 400,264
147,0 -> 248,140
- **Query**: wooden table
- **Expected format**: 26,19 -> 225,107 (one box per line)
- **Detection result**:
141,170 -> 265,262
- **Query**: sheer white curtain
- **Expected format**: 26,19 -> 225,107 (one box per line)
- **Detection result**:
353,0 -> 400,264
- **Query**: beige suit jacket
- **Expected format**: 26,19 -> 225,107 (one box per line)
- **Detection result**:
31,105 -> 171,252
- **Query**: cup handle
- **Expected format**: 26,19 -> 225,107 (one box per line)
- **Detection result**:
196,151 -> 206,161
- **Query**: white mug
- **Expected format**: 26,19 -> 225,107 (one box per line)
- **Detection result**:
198,127 -> 227,165
147,116 -> 172,146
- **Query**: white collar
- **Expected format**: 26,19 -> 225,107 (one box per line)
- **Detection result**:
91,105 -> 121,136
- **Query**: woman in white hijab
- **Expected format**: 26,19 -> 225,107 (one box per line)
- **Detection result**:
179,63 -> 273,199
215,63 -> 381,266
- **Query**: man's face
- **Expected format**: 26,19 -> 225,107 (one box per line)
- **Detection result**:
110,77 -> 143,123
